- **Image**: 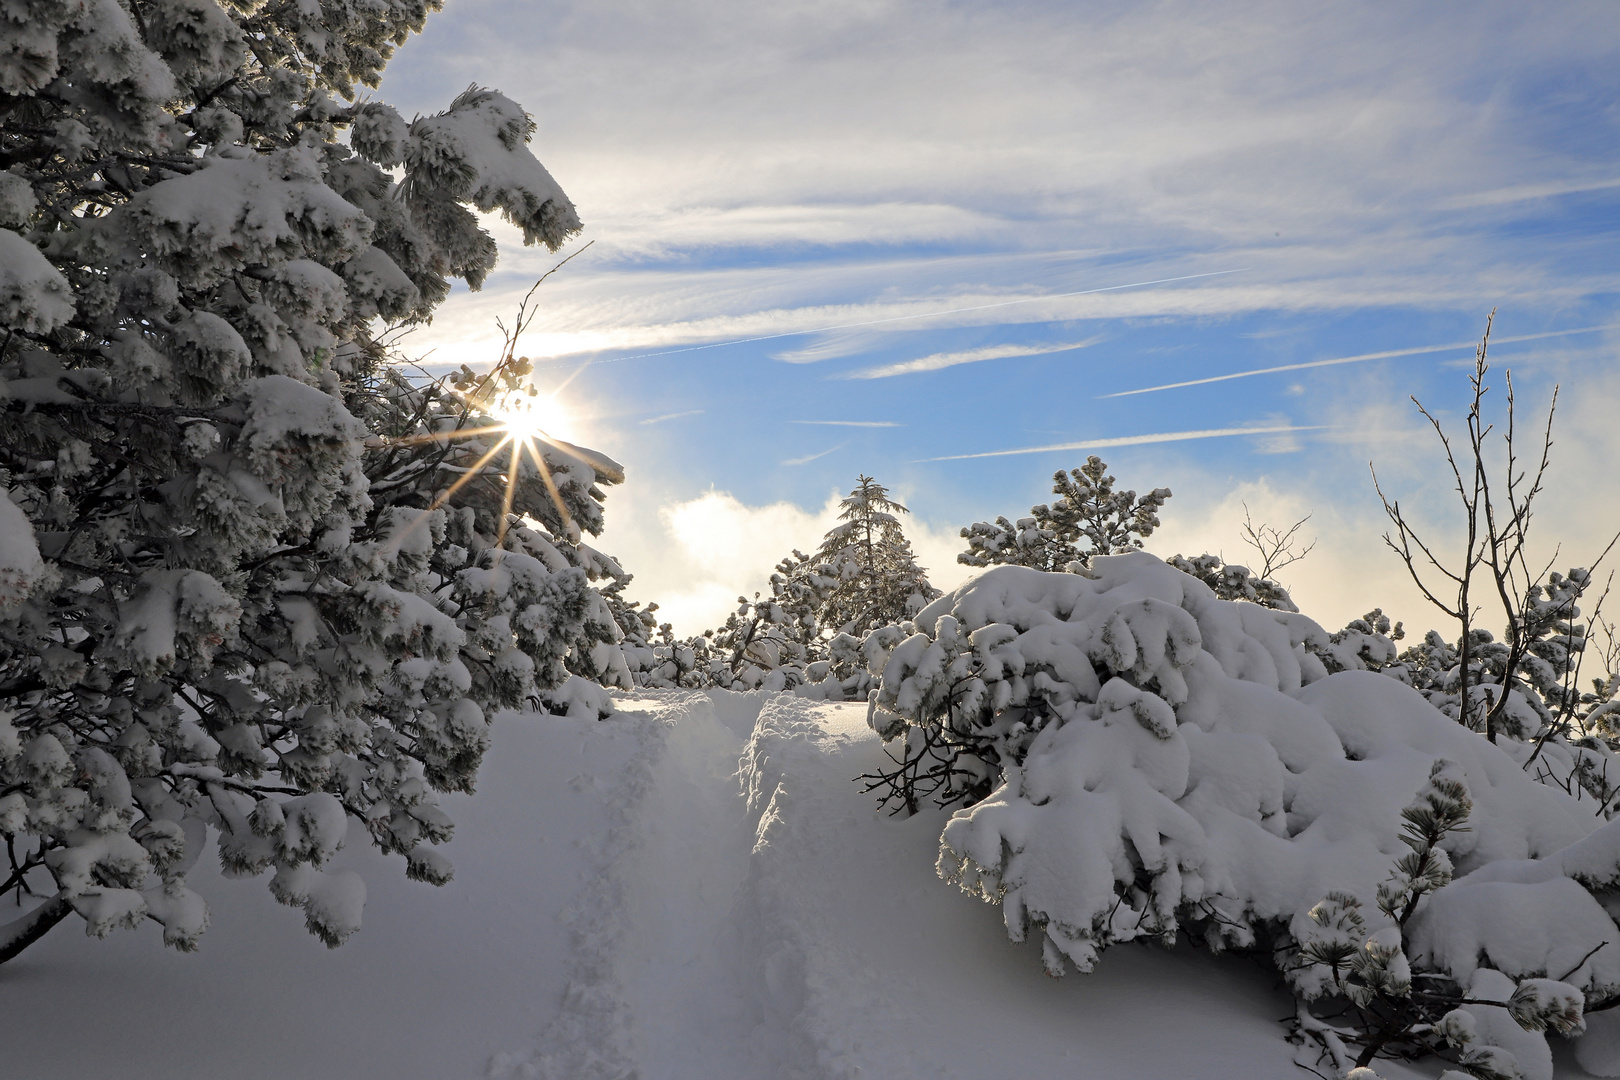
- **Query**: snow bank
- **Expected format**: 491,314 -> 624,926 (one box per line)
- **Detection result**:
11,688 -> 1614,1077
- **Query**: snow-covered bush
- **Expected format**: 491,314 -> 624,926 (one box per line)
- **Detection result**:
0,0 -> 627,961
693,550 -> 838,693
1165,552 -> 1299,612
869,552 -> 1620,1076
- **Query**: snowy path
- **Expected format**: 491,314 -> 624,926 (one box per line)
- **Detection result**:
4,692 -> 1603,1078
493,693 -> 1309,1079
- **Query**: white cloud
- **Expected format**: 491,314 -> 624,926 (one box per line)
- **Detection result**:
920,424 -> 1327,462
1100,323 -> 1620,399
406,258 -> 1574,376
1146,480 -> 1424,633
841,337 -> 1102,380
770,331 -> 884,364
376,0 -> 1620,378
595,488 -> 838,634
1437,176 -> 1620,210
640,409 -> 705,425
782,444 -> 845,466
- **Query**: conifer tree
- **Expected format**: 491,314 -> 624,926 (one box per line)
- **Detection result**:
959,456 -> 1171,572
813,475 -> 940,636
0,0 -> 628,962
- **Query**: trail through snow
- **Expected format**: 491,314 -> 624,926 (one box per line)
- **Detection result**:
491,692 -> 1307,1079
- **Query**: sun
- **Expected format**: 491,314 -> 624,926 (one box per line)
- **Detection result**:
495,391 -> 575,444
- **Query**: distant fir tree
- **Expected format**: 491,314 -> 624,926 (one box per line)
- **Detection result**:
959,456 -> 1171,572
619,477 -> 941,694
814,476 -> 940,636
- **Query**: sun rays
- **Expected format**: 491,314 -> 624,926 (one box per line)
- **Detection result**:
374,387 -> 580,553
372,246 -> 602,555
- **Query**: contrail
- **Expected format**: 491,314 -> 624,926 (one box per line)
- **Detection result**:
916,424 -> 1325,462
550,268 -> 1249,370
1100,323 -> 1620,399
790,420 -> 903,427
781,442 -> 846,466
840,336 -> 1103,381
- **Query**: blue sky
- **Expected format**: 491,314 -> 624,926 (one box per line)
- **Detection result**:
379,0 -> 1620,635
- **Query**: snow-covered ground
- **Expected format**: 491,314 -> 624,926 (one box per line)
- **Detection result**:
1,693 -> 1602,1078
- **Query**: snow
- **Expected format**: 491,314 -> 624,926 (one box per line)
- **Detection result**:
1,693 -> 1498,1079
0,229 -> 74,335
116,146 -> 372,287
0,484 -> 48,610
406,88 -> 582,253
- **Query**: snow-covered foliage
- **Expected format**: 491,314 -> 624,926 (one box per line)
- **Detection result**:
1166,551 -> 1299,612
695,549 -> 840,692
603,576 -> 696,689
0,0 -> 620,961
960,456 -> 1171,572
868,552 -> 1620,1076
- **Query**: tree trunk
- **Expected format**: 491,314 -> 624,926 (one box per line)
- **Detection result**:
0,894 -> 72,966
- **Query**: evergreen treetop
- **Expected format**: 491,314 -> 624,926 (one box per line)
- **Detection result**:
959,456 -> 1171,572
813,475 -> 940,637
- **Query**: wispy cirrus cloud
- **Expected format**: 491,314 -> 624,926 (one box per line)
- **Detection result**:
640,409 -> 705,425
391,0 -> 1620,382
919,424 -> 1327,462
841,336 -> 1103,380
789,419 -> 902,427
1099,324 -> 1620,399
770,331 -> 883,365
1438,177 -> 1620,210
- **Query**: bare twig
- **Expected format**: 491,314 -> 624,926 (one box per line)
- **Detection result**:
1241,503 -> 1316,580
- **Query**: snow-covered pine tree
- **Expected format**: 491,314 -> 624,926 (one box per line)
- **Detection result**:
0,1 -> 629,962
813,475 -> 940,637
959,456 -> 1171,572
